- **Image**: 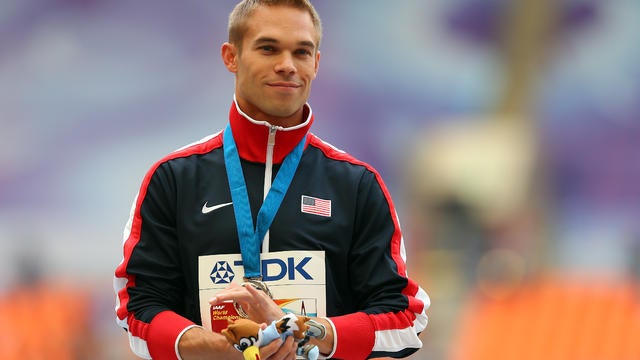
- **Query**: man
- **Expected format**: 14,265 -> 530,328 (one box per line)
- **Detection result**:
114,1 -> 429,359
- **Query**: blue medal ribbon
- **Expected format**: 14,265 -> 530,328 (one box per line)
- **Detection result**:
223,123 -> 306,279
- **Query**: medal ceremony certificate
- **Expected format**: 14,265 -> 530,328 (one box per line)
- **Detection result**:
198,250 -> 326,332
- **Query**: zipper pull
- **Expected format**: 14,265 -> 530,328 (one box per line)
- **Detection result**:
268,126 -> 277,146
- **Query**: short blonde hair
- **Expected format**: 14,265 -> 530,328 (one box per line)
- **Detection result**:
228,0 -> 323,49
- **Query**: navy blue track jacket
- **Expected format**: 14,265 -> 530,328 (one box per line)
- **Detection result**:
115,100 -> 429,359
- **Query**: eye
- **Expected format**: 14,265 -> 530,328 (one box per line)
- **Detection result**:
236,337 -> 257,351
295,49 -> 312,56
259,45 -> 276,53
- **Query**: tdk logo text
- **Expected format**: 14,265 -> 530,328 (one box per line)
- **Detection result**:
234,257 -> 313,281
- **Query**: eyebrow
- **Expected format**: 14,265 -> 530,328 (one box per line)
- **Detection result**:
254,37 -> 316,50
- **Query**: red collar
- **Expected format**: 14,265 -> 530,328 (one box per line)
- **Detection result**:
228,101 -> 313,164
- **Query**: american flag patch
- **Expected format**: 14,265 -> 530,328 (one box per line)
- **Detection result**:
301,195 -> 331,217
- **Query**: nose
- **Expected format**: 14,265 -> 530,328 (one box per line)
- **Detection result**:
274,53 -> 296,75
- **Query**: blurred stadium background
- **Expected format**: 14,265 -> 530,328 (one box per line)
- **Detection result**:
1,0 -> 639,358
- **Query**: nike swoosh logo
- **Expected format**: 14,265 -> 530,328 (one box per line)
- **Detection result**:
202,201 -> 233,214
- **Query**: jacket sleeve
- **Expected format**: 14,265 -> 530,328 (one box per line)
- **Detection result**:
328,169 -> 430,359
114,160 -> 195,360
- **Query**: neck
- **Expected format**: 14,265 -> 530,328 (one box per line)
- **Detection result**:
234,97 -> 309,128
228,100 -> 314,164
264,108 -> 305,128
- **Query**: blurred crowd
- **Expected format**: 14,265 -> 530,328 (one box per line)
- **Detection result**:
1,0 -> 639,359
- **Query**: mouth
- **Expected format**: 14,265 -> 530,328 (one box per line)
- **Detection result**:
267,81 -> 301,90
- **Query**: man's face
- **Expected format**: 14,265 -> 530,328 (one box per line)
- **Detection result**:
222,6 -> 320,126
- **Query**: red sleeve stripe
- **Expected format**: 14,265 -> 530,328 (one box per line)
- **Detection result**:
370,311 -> 415,330
331,312 -> 376,359
331,311 -> 424,358
308,134 -> 410,281
114,133 -> 223,336
147,311 -> 197,360
310,134 -> 430,355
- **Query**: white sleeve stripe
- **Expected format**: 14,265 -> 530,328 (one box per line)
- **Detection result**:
114,195 -> 138,325
373,327 -> 423,353
128,333 -> 152,359
121,193 -> 138,243
414,287 -> 430,333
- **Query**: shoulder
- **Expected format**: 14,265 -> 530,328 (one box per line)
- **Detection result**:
306,133 -> 382,180
168,131 -> 224,161
163,131 -> 223,163
307,133 -> 371,169
142,131 -> 224,179
306,133 -> 396,203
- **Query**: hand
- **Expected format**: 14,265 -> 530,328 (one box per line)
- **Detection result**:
261,335 -> 298,360
209,282 -> 284,324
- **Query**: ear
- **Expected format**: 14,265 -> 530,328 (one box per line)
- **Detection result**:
221,42 -> 239,73
313,50 -> 320,78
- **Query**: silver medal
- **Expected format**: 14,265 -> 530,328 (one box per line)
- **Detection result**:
233,277 -> 273,318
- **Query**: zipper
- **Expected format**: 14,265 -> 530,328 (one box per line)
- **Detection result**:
261,125 -> 277,252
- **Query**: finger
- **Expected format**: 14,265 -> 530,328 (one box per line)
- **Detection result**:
259,337 -> 283,358
243,284 -> 285,321
269,336 -> 297,360
284,336 -> 298,359
244,281 -> 270,299
208,283 -> 251,304
285,336 -> 299,360
243,284 -> 270,309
